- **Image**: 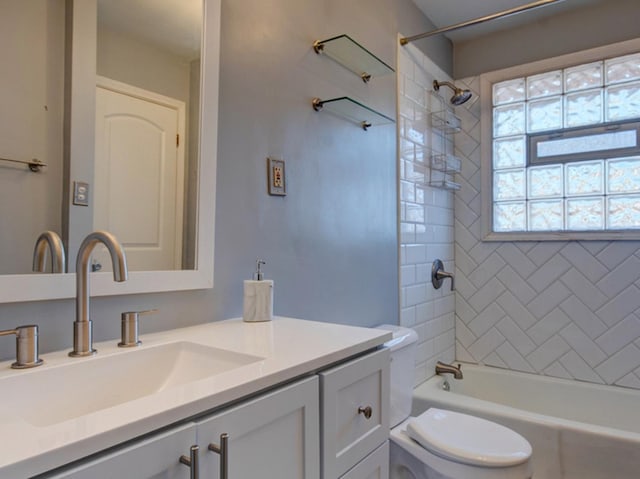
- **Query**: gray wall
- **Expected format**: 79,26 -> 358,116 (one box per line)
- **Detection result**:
0,0 -> 450,360
454,0 -> 640,78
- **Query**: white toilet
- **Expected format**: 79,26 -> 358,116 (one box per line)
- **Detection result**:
376,325 -> 533,479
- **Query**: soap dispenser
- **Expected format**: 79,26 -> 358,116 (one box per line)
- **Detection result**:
243,259 -> 274,322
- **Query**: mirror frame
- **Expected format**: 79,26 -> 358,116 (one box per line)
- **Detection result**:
0,0 -> 219,304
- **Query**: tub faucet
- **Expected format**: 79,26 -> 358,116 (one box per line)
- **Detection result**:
435,361 -> 463,379
32,231 -> 66,273
70,231 -> 128,357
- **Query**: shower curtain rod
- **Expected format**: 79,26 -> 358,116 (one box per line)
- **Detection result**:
400,0 -> 565,46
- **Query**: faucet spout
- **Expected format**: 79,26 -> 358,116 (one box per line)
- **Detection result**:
435,361 -> 463,380
32,231 -> 66,273
70,231 -> 128,357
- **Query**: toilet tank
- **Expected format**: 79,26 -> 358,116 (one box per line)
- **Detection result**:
376,324 -> 418,428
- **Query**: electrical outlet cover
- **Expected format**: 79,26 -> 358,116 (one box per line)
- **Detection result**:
267,157 -> 286,196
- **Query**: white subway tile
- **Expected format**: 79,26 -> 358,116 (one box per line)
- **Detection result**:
596,255 -> 640,299
596,285 -> 640,326
594,343 -> 640,383
468,302 -> 505,337
405,284 -> 428,307
484,352 -> 508,368
401,265 -> 416,286
468,328 -> 505,361
400,307 -> 416,327
526,336 -> 571,372
456,341 -> 475,363
527,307 -> 572,345
496,290 -> 539,330
559,295 -> 607,339
544,362 -> 574,380
405,244 -> 427,264
415,300 -> 434,324
526,283 -> 571,320
560,268 -> 609,312
595,314 -> 640,355
559,243 -> 609,283
496,317 -> 536,356
495,342 -> 536,373
558,323 -> 607,367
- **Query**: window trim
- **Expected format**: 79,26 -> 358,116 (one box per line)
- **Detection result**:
480,37 -> 640,242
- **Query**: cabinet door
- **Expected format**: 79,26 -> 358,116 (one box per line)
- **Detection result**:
43,423 -> 197,479
197,376 -> 320,479
340,441 -> 389,479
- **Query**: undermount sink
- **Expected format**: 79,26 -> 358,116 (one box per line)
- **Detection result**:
0,342 -> 264,427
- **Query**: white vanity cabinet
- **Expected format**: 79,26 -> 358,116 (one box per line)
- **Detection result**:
41,376 -> 319,479
197,375 -> 320,478
22,324 -> 392,479
319,348 -> 390,479
43,422 -> 197,479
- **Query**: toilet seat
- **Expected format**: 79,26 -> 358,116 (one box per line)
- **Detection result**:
406,408 -> 532,467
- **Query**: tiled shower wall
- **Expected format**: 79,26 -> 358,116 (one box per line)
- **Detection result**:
453,76 -> 640,390
398,41 -> 455,386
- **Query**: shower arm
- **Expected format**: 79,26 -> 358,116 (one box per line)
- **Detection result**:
400,0 -> 565,46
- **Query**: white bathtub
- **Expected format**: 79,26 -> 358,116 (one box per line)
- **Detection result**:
412,363 -> 640,479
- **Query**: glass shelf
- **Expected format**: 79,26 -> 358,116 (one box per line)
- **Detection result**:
312,97 -> 395,130
313,34 -> 394,83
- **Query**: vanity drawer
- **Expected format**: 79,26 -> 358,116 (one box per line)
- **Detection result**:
340,441 -> 389,479
320,348 -> 390,479
42,422 -> 196,479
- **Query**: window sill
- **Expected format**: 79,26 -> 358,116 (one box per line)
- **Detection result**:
482,229 -> 640,242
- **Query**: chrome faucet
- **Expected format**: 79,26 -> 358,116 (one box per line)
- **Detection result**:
435,361 -> 463,379
32,231 -> 66,273
70,231 -> 128,357
0,325 -> 43,369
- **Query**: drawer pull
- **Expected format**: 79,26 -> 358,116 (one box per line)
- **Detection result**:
208,433 -> 229,479
179,445 -> 200,479
358,405 -> 373,419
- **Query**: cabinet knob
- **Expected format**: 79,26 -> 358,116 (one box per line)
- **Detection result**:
208,433 -> 229,479
358,405 -> 373,419
179,445 -> 199,479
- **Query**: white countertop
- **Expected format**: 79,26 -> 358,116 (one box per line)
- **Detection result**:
0,317 -> 391,478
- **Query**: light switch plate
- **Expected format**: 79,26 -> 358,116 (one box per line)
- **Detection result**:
73,181 -> 90,206
267,157 -> 286,196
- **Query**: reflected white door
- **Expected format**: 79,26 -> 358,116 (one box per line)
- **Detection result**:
94,78 -> 185,271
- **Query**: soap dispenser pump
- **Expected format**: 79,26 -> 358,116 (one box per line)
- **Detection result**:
243,259 -> 274,322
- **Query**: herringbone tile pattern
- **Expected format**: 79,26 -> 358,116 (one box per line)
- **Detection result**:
454,76 -> 640,389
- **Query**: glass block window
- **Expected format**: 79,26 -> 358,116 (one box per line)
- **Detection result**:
491,52 -> 640,233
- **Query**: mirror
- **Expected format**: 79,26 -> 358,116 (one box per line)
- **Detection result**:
0,1 -> 65,275
91,0 -> 202,272
0,0 -> 220,303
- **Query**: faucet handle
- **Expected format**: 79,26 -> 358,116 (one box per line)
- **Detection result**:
0,325 -> 44,369
118,309 -> 157,347
432,259 -> 455,291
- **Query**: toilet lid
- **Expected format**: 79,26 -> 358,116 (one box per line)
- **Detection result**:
406,408 -> 532,467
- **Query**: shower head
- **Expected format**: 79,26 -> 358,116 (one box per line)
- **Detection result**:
433,80 -> 472,106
